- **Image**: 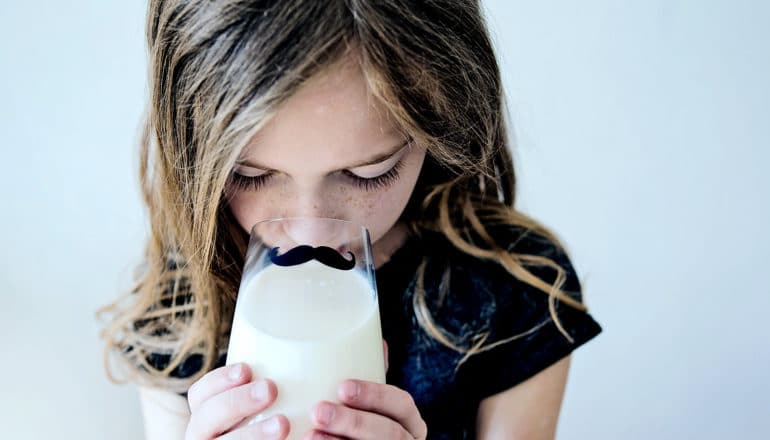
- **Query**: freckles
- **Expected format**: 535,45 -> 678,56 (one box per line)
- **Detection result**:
338,184 -> 355,204
358,201 -> 376,217
362,191 -> 391,219
333,184 -> 397,222
336,184 -> 367,211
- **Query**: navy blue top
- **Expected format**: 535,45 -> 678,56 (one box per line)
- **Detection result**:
148,226 -> 602,439
373,227 -> 601,439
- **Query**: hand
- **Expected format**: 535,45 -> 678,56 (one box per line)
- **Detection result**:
185,363 -> 290,440
305,380 -> 427,440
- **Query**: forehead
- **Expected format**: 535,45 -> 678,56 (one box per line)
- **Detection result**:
240,56 -> 402,171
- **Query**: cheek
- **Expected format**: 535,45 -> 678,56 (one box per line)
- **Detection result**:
351,152 -> 426,243
346,193 -> 400,242
228,191 -> 271,233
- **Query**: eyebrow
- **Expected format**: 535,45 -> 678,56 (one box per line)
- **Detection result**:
236,138 -> 411,171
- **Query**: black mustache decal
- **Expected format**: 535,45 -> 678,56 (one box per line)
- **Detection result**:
268,245 -> 356,271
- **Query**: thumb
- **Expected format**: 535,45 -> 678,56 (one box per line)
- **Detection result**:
382,339 -> 389,373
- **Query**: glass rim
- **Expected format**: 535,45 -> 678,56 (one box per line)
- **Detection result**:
248,216 -> 369,236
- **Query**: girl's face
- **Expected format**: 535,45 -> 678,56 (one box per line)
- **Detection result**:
227,56 -> 427,246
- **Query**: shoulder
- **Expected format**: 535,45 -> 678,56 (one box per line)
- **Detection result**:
417,223 -> 583,314
435,223 -> 593,332
419,223 -> 576,271
489,223 -> 583,302
414,224 -> 602,400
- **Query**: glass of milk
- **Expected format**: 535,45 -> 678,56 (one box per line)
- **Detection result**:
226,217 -> 386,439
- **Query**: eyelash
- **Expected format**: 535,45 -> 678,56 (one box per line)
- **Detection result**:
229,158 -> 406,192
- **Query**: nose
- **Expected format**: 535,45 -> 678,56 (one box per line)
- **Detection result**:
292,198 -> 334,220
282,184 -> 347,219
282,217 -> 348,248
280,190 -> 348,246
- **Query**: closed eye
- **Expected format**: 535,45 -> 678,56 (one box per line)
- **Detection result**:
228,158 -> 405,193
341,157 -> 406,191
228,139 -> 412,192
229,170 -> 274,191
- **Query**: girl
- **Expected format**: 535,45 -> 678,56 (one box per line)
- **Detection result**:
100,1 -> 602,439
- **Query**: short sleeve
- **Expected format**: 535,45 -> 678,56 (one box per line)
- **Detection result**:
144,351 -> 227,398
124,322 -> 228,397
143,351 -> 227,380
453,228 -> 603,401
116,264 -> 228,396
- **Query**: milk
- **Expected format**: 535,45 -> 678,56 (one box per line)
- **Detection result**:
226,259 -> 386,439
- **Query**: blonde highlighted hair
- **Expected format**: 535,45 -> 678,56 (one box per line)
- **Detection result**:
99,0 -> 588,392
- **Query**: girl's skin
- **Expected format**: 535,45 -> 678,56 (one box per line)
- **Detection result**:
140,54 -> 572,440
227,55 -> 427,269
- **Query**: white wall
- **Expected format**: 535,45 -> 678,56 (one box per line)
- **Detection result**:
1,1 -> 767,439
0,1 -> 147,438
483,1 -> 770,438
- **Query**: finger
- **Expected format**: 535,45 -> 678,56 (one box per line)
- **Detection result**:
188,363 -> 252,413
217,415 -> 290,440
301,431 -> 344,440
338,380 -> 427,438
382,340 -> 389,373
186,379 -> 277,439
311,401 -> 411,440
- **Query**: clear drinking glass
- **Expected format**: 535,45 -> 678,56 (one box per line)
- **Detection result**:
226,217 -> 386,439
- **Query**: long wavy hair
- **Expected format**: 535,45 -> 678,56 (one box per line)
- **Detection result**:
99,0 -> 589,392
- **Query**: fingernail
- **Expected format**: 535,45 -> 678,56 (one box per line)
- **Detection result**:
342,381 -> 360,400
228,364 -> 243,381
261,416 -> 280,435
252,380 -> 269,401
318,403 -> 335,425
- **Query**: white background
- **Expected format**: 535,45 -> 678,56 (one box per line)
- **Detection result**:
1,1 -> 768,438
